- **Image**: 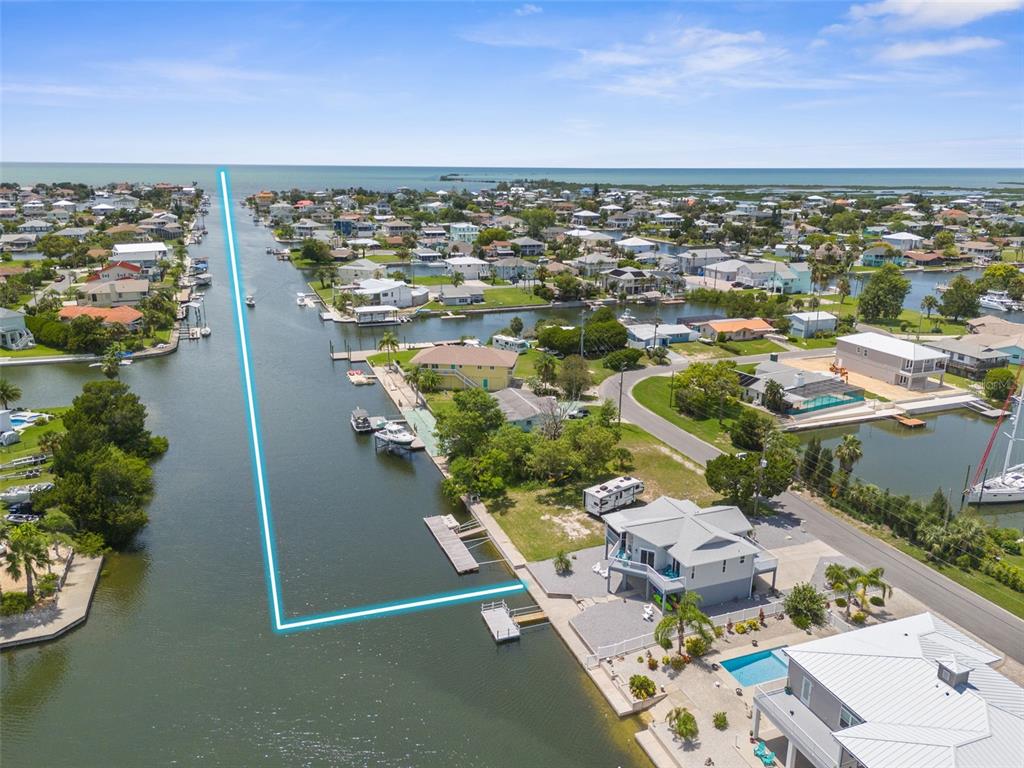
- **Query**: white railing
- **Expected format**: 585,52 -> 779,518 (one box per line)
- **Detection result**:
710,601 -> 785,626
608,554 -> 687,592
754,684 -> 838,768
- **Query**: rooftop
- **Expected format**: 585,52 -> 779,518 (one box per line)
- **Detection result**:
839,332 -> 949,361
411,345 -> 519,369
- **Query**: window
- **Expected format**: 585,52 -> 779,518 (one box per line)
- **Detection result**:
740,555 -> 746,564
839,706 -> 860,729
722,560 -> 727,573
800,677 -> 813,705
639,549 -> 655,568
690,567 -> 695,579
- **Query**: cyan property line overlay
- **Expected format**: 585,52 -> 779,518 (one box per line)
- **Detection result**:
217,169 -> 525,633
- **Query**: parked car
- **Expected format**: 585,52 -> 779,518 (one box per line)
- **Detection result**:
568,407 -> 590,419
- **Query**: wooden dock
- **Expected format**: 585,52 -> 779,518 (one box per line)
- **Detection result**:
423,516 -> 479,573
481,601 -> 521,643
892,415 -> 926,428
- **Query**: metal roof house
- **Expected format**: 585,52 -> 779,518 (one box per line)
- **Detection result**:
603,496 -> 778,605
753,613 -> 1023,768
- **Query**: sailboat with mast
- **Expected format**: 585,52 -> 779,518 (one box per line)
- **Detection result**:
966,393 -> 1024,504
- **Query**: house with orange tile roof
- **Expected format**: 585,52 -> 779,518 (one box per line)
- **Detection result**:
694,317 -> 775,341
58,305 -> 143,330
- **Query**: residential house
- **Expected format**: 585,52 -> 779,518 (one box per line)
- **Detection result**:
381,220 -> 413,238
411,248 -> 443,263
419,226 -> 447,246
337,259 -> 384,283
654,211 -> 683,226
742,361 -> 863,415
17,219 -> 52,234
569,252 -> 619,276
444,255 -> 489,280
294,218 -> 328,238
409,345 -> 518,391
626,323 -> 698,349
860,244 -> 906,268
0,234 -> 36,253
80,278 -> 150,308
448,222 -> 480,243
52,226 -> 93,242
923,337 -> 1009,379
903,249 -> 946,267
764,262 -> 812,295
961,240 -> 1000,260
491,257 -> 537,281
110,242 -> 169,279
571,210 -> 601,227
58,305 -> 143,330
602,268 -> 655,296
881,231 -> 924,252
696,317 -> 775,341
968,332 -> 1024,365
835,332 -> 947,390
86,261 -> 145,283
604,497 -> 778,604
438,285 -> 485,306
269,202 -> 295,222
616,236 -> 657,254
351,278 -> 429,309
787,311 -> 838,339
752,613 -> 1022,768
0,308 -> 35,350
491,388 -> 556,431
677,248 -> 732,275
510,236 -> 545,257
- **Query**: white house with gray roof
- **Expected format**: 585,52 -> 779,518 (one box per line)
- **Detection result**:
603,496 -> 777,604
753,613 -> 1023,768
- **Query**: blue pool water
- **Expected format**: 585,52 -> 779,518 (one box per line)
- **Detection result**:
721,647 -> 789,686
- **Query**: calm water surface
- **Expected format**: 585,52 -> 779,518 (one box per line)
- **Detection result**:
0,183 -> 648,767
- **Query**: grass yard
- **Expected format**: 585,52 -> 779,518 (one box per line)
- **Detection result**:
491,422 -> 716,561
475,287 -> 548,308
717,338 -> 785,356
514,347 -> 543,379
0,343 -> 68,358
366,348 -> 419,368
0,409 -> 66,492
670,341 -> 733,359
632,375 -> 748,451
786,336 -> 838,350
829,296 -> 967,336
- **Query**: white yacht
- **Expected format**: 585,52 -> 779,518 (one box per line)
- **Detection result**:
979,290 -> 1019,313
374,421 -> 416,446
967,394 -> 1024,504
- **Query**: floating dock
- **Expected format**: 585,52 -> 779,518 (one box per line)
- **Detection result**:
892,415 -> 926,428
480,600 -> 548,643
423,516 -> 479,573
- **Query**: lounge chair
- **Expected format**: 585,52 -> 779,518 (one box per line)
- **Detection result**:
599,568 -> 608,578
753,742 -> 775,765
592,562 -> 602,574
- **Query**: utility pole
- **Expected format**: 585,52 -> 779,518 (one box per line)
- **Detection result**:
618,364 -> 626,425
753,456 -> 768,516
579,307 -> 587,357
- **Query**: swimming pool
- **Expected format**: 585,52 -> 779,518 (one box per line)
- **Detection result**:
721,647 -> 789,687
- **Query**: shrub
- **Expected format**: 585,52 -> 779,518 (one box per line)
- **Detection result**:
955,553 -> 974,570
647,657 -> 658,670
659,636 -> 673,651
735,622 -> 748,634
662,656 -> 671,666
713,625 -> 725,639
37,572 -> 58,598
553,550 -> 572,574
603,347 -> 643,371
834,597 -> 847,608
1,592 -> 34,616
713,711 -> 729,730
784,582 -> 828,629
637,656 -> 644,664
851,611 -> 867,625
670,655 -> 686,671
685,635 -> 709,657
746,619 -> 761,632
869,595 -> 884,607
629,674 -> 657,700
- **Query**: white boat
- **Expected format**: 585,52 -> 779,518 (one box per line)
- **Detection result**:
374,421 -> 416,446
968,394 -> 1024,503
0,482 -> 54,504
619,309 -> 637,324
119,358 -> 132,366
346,369 -> 375,386
194,272 -> 213,286
979,291 -> 1018,312
200,326 -> 212,337
245,295 -> 256,308
350,408 -> 373,433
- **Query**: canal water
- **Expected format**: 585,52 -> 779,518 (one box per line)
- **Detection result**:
0,189 -> 648,766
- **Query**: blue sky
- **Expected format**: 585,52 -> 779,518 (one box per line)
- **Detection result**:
2,1 -> 1022,167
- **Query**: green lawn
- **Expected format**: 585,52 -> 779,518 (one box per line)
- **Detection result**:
632,375 -> 748,451
0,409 -> 66,492
514,347 -> 543,379
366,348 -> 419,368
670,341 -> 733,359
410,275 -> 453,286
786,336 -> 838,350
424,287 -> 547,310
717,338 -> 785,356
828,296 -> 967,336
422,390 -> 457,419
492,423 -> 715,561
0,343 -> 68,358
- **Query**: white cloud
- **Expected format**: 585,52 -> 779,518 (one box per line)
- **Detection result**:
848,0 -> 1023,30
878,35 -> 1003,61
514,3 -> 542,16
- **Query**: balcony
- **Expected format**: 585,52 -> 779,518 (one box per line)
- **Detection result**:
753,684 -> 841,768
608,550 -> 687,594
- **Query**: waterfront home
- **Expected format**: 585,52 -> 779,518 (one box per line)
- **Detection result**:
411,247 -> 442,263
966,314 -> 1022,335
859,244 -> 906,268
736,261 -> 787,289
52,226 -> 93,242
58,305 -> 143,331
85,261 -> 145,283
584,475 -> 645,516
677,247 -> 732,275
654,211 -> 683,227
764,262 -> 812,294
601,268 -> 655,296
626,322 -> 698,349
492,257 -> 537,281
444,255 -> 489,280
568,252 -> 618,276
353,305 -> 400,326
752,613 -> 1022,768
0,308 -> 35,350
80,278 -> 150,308
968,332 -> 1024,365
16,219 -> 52,234
923,337 -> 1010,379
438,285 -> 485,306
381,220 -> 413,237
787,311 -> 837,339
491,387 -> 556,430
835,332 -> 947,390
604,496 -> 778,604
111,242 -> 169,279
742,361 -> 864,415
571,210 -> 601,227
492,334 -> 530,354
0,234 -> 36,253
961,240 -> 1000,260
695,317 -> 775,341
881,231 -> 924,252
294,218 -> 328,238
337,258 -> 384,283
448,222 -> 480,243
419,226 -> 447,246
773,243 -> 810,261
269,202 -> 295,222
617,236 -> 657,254
409,345 -> 517,391
352,278 -> 429,309
902,249 -> 946,267
510,236 -> 545,257
701,258 -> 743,283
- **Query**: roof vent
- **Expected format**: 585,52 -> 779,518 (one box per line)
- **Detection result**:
936,657 -> 970,689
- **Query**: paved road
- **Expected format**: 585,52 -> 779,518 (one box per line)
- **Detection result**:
598,355 -> 1024,663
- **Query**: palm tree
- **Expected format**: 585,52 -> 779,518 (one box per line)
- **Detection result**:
449,270 -> 465,288
377,331 -> 400,369
824,563 -> 857,618
836,276 -> 851,305
654,591 -> 714,655
665,706 -> 699,742
101,343 -> 124,379
834,434 -> 863,474
535,352 -> 558,385
3,523 -> 49,602
417,368 -> 441,394
38,430 -> 63,458
316,265 -> 337,289
0,378 -> 22,410
855,566 -> 892,613
921,294 -> 939,320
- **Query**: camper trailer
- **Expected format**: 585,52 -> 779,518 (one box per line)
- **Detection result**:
492,335 -> 530,354
583,476 -> 645,516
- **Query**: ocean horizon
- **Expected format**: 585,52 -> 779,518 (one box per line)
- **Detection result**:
2,161 -> 1022,196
